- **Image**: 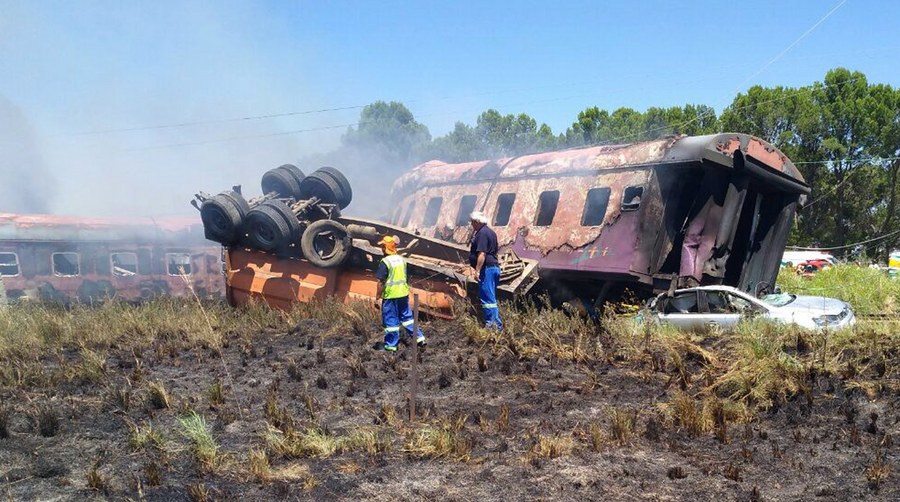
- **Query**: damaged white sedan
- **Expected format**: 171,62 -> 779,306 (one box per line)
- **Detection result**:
643,285 -> 855,331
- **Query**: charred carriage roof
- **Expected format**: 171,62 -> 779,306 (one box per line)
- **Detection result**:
0,213 -> 208,244
391,133 -> 808,198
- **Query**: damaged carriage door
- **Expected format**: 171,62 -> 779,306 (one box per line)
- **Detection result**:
726,154 -> 806,294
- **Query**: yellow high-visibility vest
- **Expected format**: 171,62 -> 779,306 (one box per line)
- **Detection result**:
381,254 -> 410,299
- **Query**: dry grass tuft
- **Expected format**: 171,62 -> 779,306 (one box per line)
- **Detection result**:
86,460 -> 108,494
497,404 -> 510,433
527,433 -> 576,461
147,380 -> 171,410
404,422 -> 471,462
207,379 -> 226,407
608,408 -> 638,445
187,482 -> 211,502
264,389 -> 294,433
265,426 -> 344,459
128,421 -> 166,452
343,427 -> 392,455
588,423 -> 604,452
376,403 -> 401,427
144,461 -> 162,486
337,461 -> 361,475
247,448 -> 271,483
865,452 -> 891,491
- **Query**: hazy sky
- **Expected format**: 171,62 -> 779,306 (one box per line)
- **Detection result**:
1,0 -> 898,216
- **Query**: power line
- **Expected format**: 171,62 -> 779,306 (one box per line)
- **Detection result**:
80,70 -> 741,138
785,228 -> 900,252
800,156 -> 900,209
734,0 -> 848,92
793,156 -> 900,165
600,75 -> 861,146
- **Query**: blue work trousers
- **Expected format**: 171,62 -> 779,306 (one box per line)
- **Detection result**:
382,296 -> 424,349
479,266 -> 503,330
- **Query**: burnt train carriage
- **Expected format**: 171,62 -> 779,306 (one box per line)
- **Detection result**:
0,214 -> 225,303
388,133 -> 809,303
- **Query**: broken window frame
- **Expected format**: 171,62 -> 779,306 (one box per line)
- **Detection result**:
110,252 -> 139,277
621,185 -> 644,212
422,197 -> 443,227
166,253 -> 192,276
455,195 -> 478,226
401,200 -> 416,227
534,190 -> 560,227
581,187 -> 611,226
0,252 -> 20,277
52,252 -> 80,277
493,193 -> 516,227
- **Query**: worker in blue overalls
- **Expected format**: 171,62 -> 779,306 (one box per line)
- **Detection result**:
374,235 -> 426,352
468,211 -> 503,330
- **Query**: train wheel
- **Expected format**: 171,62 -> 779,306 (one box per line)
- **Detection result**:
245,200 -> 300,252
300,219 -> 351,268
298,171 -> 347,208
277,164 -> 305,190
261,165 -> 303,199
315,166 -> 352,208
200,190 -> 250,245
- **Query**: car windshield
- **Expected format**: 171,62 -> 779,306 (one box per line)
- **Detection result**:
761,293 -> 796,307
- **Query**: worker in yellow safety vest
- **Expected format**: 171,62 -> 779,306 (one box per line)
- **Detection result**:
374,235 -> 425,352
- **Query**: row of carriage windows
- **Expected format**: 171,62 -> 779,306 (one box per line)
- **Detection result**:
406,185 -> 644,228
0,252 -> 192,278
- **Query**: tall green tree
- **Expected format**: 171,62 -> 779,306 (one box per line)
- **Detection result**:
342,101 -> 431,165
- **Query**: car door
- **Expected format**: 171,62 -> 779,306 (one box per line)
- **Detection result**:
698,290 -> 743,329
656,290 -> 707,330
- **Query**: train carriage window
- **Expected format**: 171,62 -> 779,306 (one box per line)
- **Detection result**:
534,190 -> 560,226
52,252 -> 80,277
455,195 -> 478,226
401,201 -> 416,227
621,186 -> 644,211
111,252 -> 138,277
0,252 -> 19,277
493,193 -> 516,226
581,187 -> 611,226
166,253 -> 192,276
422,197 -> 443,227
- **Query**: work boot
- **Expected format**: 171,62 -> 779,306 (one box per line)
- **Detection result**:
372,342 -> 397,353
416,335 -> 427,347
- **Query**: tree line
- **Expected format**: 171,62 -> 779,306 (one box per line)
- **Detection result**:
335,68 -> 899,256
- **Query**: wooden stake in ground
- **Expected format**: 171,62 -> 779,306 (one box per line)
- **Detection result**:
409,294 -> 420,422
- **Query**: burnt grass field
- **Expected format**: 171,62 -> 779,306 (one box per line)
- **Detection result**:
0,294 -> 897,501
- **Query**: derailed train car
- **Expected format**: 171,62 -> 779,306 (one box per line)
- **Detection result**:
0,213 -> 225,303
387,133 -> 809,304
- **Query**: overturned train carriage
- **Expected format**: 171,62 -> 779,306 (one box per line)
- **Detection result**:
388,133 -> 809,304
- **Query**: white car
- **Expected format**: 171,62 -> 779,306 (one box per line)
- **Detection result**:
645,285 -> 855,331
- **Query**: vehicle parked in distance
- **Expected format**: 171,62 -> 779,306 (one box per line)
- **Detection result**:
643,285 -> 855,331
794,259 -> 832,277
781,250 -> 836,267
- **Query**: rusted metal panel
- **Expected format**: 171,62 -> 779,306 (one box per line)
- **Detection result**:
225,248 -> 464,319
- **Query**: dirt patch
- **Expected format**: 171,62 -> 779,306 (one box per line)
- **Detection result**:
1,317 -> 897,501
